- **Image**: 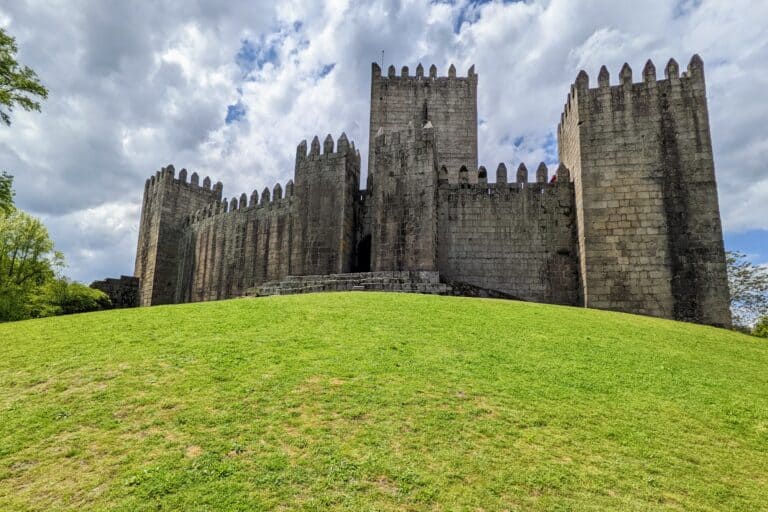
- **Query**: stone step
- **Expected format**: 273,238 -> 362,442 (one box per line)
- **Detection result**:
247,271 -> 452,298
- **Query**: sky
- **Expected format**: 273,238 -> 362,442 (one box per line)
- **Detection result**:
0,0 -> 766,283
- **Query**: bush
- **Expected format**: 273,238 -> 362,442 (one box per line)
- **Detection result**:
0,278 -> 111,322
754,316 -> 768,338
40,279 -> 110,316
22,279 -> 111,320
58,282 -> 111,314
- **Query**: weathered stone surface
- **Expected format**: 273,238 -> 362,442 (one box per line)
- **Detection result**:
370,123 -> 439,271
437,175 -> 579,305
368,63 -> 478,182
558,56 -> 731,327
90,275 -> 139,308
134,166 -> 221,306
130,56 -> 731,327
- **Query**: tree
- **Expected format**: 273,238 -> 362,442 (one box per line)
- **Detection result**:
0,210 -> 63,321
0,171 -> 13,215
0,28 -> 48,126
726,251 -> 768,328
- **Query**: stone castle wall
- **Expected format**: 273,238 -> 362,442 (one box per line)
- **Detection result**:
175,182 -> 295,303
123,56 -> 731,327
90,275 -> 139,308
292,134 -> 361,275
169,133 -> 360,303
370,123 -> 439,272
436,163 -> 579,304
558,56 -> 731,326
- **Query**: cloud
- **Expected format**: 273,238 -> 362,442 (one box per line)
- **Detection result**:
0,0 -> 766,283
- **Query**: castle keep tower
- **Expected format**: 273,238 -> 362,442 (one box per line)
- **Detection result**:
369,63 -> 478,180
558,56 -> 731,326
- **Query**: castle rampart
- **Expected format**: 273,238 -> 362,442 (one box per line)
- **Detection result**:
437,162 -> 579,304
175,179 -> 295,302
370,122 -> 439,271
292,133 -> 361,275
121,55 -> 731,327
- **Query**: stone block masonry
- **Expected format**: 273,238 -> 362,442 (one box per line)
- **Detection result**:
369,63 -> 478,182
437,163 -> 579,305
370,122 -> 439,272
90,275 -> 139,308
134,166 -> 222,306
115,55 -> 731,327
558,55 -> 731,327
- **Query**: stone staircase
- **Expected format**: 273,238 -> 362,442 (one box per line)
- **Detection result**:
247,271 -> 453,297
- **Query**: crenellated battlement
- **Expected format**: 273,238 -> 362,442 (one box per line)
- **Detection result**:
184,179 -> 296,227
295,132 -> 360,167
144,164 -> 223,200
370,60 -> 478,176
558,55 -> 706,136
372,62 -> 477,82
131,54 -> 729,327
556,54 -> 730,326
438,162 -> 572,196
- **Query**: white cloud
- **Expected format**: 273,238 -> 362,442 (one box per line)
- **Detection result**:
0,0 -> 766,282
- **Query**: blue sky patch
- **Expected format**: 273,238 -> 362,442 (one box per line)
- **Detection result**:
318,63 -> 336,78
236,38 -> 278,77
724,229 -> 768,265
225,101 -> 247,124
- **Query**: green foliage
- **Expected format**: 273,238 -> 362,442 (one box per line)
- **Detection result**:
3,278 -> 110,320
0,293 -> 766,510
726,250 -> 768,328
754,316 -> 768,338
0,209 -> 63,321
0,171 -> 13,215
0,209 -> 62,288
46,279 -> 111,315
0,28 -> 48,126
0,283 -> 32,322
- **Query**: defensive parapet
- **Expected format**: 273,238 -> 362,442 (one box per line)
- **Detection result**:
371,121 -> 439,271
135,165 -> 222,306
292,133 -> 361,275
175,179 -> 296,303
557,55 -> 731,326
436,161 -> 579,304
369,62 -> 478,180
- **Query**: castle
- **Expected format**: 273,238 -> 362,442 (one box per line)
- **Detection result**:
121,55 -> 731,327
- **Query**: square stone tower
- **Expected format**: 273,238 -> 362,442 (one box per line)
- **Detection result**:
558,56 -> 731,327
368,63 -> 478,180
134,166 -> 222,306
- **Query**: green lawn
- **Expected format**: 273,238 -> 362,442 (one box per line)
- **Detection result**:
0,293 -> 766,511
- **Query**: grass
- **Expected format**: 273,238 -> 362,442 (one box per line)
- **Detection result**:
0,292 -> 766,511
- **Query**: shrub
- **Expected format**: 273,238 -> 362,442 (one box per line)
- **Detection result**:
58,282 -> 111,314
27,279 -> 111,319
754,316 -> 768,338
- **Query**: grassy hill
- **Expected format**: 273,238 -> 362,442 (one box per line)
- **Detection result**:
0,292 -> 766,511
